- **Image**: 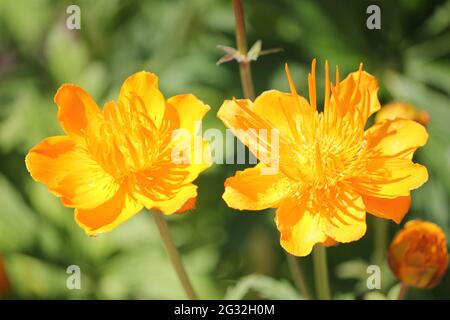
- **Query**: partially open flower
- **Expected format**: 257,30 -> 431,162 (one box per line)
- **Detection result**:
218,60 -> 428,256
375,102 -> 430,126
26,72 -> 211,235
388,220 -> 449,289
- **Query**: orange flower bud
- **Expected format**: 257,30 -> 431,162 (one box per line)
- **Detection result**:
375,102 -> 430,126
388,220 -> 449,289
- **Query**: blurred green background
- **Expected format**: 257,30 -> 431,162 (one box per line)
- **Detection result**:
0,0 -> 449,299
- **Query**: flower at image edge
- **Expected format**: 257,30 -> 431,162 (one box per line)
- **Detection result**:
25,72 -> 212,235
217,60 -> 429,256
375,102 -> 430,126
388,220 -> 449,289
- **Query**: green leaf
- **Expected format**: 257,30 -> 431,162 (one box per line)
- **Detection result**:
46,25 -> 90,84
0,174 -> 37,252
4,253 -> 91,299
247,40 -> 262,61
0,0 -> 53,53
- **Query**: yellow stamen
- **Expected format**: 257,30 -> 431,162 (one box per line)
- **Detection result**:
324,60 -> 330,111
335,66 -> 340,90
285,63 -> 300,98
308,59 -> 317,110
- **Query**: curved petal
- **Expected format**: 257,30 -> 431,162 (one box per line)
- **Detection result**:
25,136 -> 119,209
170,134 -> 212,184
217,98 -> 293,173
152,184 -> 198,215
133,136 -> 210,212
363,194 -> 410,223
276,197 -> 327,257
54,85 -> 100,138
133,158 -> 190,203
217,99 -> 273,156
337,69 -> 381,117
184,139 -> 213,183
321,188 -> 367,243
176,196 -> 196,213
251,90 -> 311,142
223,163 -> 292,210
167,94 -> 210,134
118,71 -> 166,127
276,186 -> 366,256
161,101 -> 181,132
365,119 -> 428,160
75,186 -> 143,235
375,102 -> 418,123
351,158 -> 428,198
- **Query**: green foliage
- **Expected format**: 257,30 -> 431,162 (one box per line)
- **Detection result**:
224,274 -> 300,300
0,0 -> 449,299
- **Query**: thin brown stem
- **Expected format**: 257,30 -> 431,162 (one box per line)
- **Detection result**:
152,212 -> 198,300
398,282 -> 409,300
286,253 -> 313,299
232,0 -> 255,100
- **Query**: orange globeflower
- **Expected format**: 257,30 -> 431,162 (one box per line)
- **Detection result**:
375,102 -> 430,126
388,220 -> 449,289
26,72 -> 211,235
218,60 -> 428,256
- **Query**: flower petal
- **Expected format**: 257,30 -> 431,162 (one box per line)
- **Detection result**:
167,94 -> 210,134
133,159 -> 201,215
217,99 -> 266,151
351,158 -> 428,198
25,136 -> 119,209
223,163 -> 292,210
54,85 -> 100,138
321,188 -> 367,243
176,196 -> 196,213
75,186 -> 143,235
118,71 -> 166,127
152,184 -> 198,214
170,130 -> 212,184
338,69 -> 381,117
365,119 -> 428,160
217,98 -> 294,174
251,90 -> 310,142
363,195 -> 411,223
276,197 -> 327,257
184,139 -> 213,183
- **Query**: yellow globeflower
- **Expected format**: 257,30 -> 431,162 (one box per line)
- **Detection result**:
388,220 -> 449,289
218,60 -> 428,256
26,72 -> 211,235
375,102 -> 430,126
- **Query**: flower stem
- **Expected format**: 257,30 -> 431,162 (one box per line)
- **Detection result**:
398,282 -> 409,300
286,253 -> 313,299
152,212 -> 198,300
232,0 -> 255,100
313,245 -> 331,300
373,218 -> 388,266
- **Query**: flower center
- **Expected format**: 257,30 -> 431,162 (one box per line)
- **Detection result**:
289,116 -> 368,190
85,99 -> 172,181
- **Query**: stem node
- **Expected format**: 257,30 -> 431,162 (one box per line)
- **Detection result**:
232,0 -> 255,100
